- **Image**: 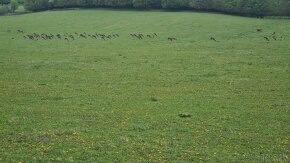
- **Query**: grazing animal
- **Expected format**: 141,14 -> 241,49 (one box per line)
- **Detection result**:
56,34 -> 62,39
80,34 -> 86,38
210,37 -> 217,42
270,32 -> 276,36
168,37 -> 177,41
69,35 -> 75,40
33,33 -> 40,38
49,34 -> 54,38
263,36 -> 270,41
27,35 -> 34,40
112,34 -> 119,38
257,29 -> 263,32
138,34 -> 144,39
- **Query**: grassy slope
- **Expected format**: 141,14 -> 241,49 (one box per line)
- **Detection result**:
0,9 -> 289,162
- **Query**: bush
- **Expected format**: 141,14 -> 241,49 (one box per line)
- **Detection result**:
24,0 -> 50,11
0,0 -> 10,5
104,0 -> 133,8
0,5 -> 10,15
161,0 -> 190,9
17,0 -> 24,4
52,0 -> 78,8
10,0 -> 18,12
133,0 -> 161,9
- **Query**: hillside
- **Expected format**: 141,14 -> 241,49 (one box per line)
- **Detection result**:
0,10 -> 290,162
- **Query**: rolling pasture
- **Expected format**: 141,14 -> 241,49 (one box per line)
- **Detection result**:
0,9 -> 290,162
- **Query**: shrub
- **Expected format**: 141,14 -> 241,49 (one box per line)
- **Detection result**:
24,0 -> 50,11
0,5 -> 10,15
133,0 -> 161,9
0,0 -> 10,5
10,0 -> 18,12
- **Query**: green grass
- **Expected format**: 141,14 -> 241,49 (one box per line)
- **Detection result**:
0,9 -> 290,162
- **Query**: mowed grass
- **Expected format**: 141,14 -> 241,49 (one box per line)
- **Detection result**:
0,9 -> 290,162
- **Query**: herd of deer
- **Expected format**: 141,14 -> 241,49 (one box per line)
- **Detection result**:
208,28 -> 284,42
9,30 -> 178,42
257,29 -> 284,42
8,29 -> 285,42
22,32 -> 121,41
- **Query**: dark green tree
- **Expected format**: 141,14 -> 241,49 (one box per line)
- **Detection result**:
0,0 -> 10,5
24,0 -> 50,11
161,0 -> 190,9
133,0 -> 161,9
10,0 -> 18,12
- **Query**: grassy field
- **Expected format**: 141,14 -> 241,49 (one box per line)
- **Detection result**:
0,9 -> 290,162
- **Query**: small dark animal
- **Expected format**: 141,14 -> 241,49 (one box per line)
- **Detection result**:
210,37 -> 217,42
263,36 -> 270,41
137,34 -> 144,39
270,32 -> 276,36
168,37 -> 177,41
150,97 -> 158,102
257,29 -> 263,32
56,34 -> 62,39
27,35 -> 34,40
80,34 -> 86,38
33,33 -> 40,38
178,113 -> 191,118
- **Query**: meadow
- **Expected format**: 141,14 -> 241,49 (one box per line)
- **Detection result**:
0,9 -> 290,162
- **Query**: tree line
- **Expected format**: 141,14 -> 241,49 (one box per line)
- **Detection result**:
0,0 -> 18,15
1,0 -> 290,17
